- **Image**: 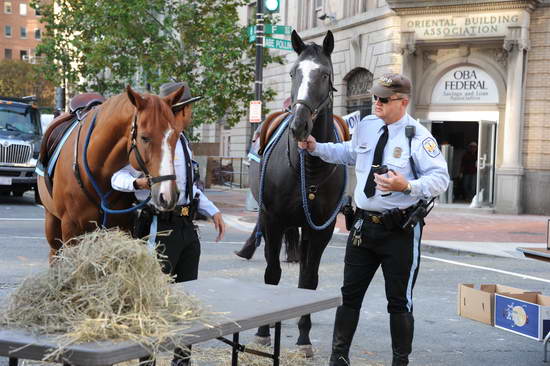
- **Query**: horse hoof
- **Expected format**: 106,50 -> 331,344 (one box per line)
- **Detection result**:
298,344 -> 314,358
234,250 -> 252,260
254,336 -> 271,346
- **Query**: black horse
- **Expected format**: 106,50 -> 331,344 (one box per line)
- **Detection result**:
246,30 -> 347,356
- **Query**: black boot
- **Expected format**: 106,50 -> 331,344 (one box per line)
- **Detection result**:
390,313 -> 414,366
329,305 -> 360,366
171,346 -> 191,366
234,239 -> 257,260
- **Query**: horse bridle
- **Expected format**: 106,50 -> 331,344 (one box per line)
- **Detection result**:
291,77 -> 337,121
128,112 -> 176,187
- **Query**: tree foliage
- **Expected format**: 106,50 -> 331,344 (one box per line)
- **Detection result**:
0,60 -> 54,107
31,0 -> 283,127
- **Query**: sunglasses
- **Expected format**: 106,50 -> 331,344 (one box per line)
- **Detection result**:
373,95 -> 404,104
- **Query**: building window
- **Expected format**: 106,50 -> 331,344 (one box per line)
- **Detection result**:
4,49 -> 12,59
345,0 -> 369,18
20,50 -> 28,61
247,1 -> 256,25
34,28 -> 41,39
346,68 -> 373,119
20,27 -> 27,39
299,0 -> 324,31
4,25 -> 12,38
34,5 -> 41,16
20,3 -> 27,16
4,1 -> 12,14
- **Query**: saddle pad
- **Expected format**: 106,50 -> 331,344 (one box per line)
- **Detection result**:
35,119 -> 79,178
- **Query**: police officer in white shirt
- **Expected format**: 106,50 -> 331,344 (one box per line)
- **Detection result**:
298,74 -> 449,366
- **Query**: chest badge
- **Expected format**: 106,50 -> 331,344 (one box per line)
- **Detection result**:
393,147 -> 403,158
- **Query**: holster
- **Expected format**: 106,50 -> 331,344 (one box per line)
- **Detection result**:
341,196 -> 355,231
132,207 -> 153,239
381,208 -> 403,231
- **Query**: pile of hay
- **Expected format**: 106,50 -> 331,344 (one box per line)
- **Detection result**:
0,229 -> 203,359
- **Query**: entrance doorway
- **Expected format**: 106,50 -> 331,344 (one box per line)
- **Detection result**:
430,121 -> 496,206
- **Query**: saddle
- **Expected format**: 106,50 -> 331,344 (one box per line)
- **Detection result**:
256,111 -> 351,155
39,93 -> 106,168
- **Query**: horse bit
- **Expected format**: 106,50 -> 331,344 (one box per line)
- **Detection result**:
128,113 -> 176,187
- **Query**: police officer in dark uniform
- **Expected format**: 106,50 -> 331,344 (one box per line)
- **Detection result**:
111,81 -> 225,366
298,74 -> 449,366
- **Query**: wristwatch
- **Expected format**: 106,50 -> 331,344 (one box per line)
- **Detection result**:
403,182 -> 412,195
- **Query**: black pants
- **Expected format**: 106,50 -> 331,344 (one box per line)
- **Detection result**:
155,215 -> 201,283
342,219 -> 423,314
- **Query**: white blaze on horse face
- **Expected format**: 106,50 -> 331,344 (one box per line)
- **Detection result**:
297,59 -> 321,101
159,128 -> 176,202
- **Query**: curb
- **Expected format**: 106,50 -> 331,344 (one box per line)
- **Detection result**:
420,243 -> 506,258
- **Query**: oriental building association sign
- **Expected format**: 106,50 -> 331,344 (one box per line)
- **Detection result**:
432,67 -> 499,104
403,11 -> 526,40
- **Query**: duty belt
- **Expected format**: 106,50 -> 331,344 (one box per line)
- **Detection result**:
356,209 -> 384,224
153,204 -> 193,221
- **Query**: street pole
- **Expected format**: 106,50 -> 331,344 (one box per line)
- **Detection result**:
255,0 -> 264,106
245,0 -> 263,212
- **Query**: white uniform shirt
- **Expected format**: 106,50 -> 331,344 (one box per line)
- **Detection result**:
311,113 -> 450,212
111,134 -> 220,217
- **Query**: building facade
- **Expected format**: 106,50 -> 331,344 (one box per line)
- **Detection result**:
0,0 -> 45,62
196,0 -> 550,215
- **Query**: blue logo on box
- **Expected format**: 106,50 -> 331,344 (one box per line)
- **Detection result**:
495,296 -> 539,339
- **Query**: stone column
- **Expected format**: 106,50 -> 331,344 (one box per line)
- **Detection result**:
496,26 -> 530,214
400,31 -> 416,114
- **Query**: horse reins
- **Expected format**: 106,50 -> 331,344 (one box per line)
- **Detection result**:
128,112 -> 177,187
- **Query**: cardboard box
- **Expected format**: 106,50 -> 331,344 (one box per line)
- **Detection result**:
457,284 -> 531,325
495,292 -> 550,341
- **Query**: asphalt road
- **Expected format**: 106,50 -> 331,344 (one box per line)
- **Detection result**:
0,193 -> 549,365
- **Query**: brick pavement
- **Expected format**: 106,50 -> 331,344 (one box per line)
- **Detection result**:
205,187 -> 549,247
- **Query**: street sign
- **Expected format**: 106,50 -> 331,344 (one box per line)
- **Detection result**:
264,36 -> 292,51
266,24 -> 292,35
248,24 -> 292,43
249,100 -> 262,123
342,111 -> 361,135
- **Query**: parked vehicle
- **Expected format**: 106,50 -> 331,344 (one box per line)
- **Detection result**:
0,96 -> 42,202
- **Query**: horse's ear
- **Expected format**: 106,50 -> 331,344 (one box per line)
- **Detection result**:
126,85 -> 148,110
162,85 -> 186,111
322,30 -> 334,56
291,30 -> 306,55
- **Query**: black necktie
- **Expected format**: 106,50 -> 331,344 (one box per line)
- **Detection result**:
180,135 -> 193,203
364,125 -> 389,198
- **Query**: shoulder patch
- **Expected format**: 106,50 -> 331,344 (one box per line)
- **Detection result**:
422,137 -> 440,158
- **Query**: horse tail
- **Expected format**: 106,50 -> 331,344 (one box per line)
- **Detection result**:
284,227 -> 300,263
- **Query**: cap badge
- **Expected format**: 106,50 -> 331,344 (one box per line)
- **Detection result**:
379,76 -> 393,87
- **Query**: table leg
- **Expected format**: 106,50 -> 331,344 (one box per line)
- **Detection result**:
273,322 -> 281,366
544,331 -> 550,362
232,333 -> 239,366
8,358 -> 17,366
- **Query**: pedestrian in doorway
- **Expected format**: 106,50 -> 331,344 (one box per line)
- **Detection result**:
461,141 -> 478,202
298,73 -> 449,365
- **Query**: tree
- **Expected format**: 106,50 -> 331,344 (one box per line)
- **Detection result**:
32,0 -> 283,128
0,60 -> 54,107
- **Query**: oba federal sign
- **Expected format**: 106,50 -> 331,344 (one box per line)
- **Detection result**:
432,67 -> 499,104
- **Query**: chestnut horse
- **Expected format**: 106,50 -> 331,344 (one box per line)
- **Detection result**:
38,86 -> 185,261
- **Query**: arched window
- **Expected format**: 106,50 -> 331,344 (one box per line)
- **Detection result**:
346,68 -> 373,119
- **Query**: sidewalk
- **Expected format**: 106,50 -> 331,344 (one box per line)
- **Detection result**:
205,186 -> 549,259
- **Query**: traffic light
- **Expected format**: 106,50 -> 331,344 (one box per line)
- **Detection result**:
264,0 -> 280,13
